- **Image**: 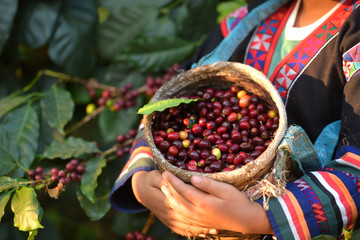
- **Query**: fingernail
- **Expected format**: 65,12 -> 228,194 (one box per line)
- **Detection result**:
209,229 -> 218,235
161,185 -> 169,195
191,175 -> 202,185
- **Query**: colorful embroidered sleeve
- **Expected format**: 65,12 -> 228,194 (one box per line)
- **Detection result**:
342,43 -> 360,82
109,121 -> 156,213
257,146 -> 360,239
220,5 -> 248,38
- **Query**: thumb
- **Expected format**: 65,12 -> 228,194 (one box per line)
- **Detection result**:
190,175 -> 235,197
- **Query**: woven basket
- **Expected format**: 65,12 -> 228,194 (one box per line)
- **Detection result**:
143,61 -> 288,240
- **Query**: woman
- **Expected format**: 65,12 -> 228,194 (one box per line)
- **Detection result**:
110,0 -> 360,239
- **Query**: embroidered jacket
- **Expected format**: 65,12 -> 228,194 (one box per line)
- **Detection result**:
110,0 -> 360,239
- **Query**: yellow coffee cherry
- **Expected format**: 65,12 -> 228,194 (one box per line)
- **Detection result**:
86,103 -> 96,115
237,90 -> 247,99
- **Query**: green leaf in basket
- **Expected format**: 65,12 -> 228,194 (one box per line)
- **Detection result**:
137,98 -> 203,115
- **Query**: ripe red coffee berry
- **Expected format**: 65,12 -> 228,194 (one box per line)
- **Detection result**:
198,159 -> 206,167
167,131 -> 179,141
35,166 -> 43,174
58,170 -> 66,177
233,154 -> 244,165
154,136 -> 164,146
51,168 -> 58,176
189,150 -> 200,161
191,124 -> 203,136
172,141 -> 183,151
243,155 -> 255,164
226,153 -> 235,164
70,158 -> 79,166
217,126 -> 227,135
198,117 -> 207,128
206,121 -> 216,130
116,149 -> 125,158
239,120 -> 250,130
168,146 -> 179,156
28,169 -> 36,178
186,163 -> 198,172
183,118 -> 190,127
116,135 -> 125,143
102,89 -> 112,99
125,232 -> 136,240
159,141 -> 170,152
76,165 -> 85,174
227,112 -> 238,122
210,161 -> 222,172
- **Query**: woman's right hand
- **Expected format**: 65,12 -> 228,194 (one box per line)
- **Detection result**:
131,170 -> 217,237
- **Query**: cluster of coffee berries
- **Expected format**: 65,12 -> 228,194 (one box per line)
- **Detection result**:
28,158 -> 85,190
151,86 -> 279,173
145,76 -> 163,97
51,158 -> 85,190
126,230 -> 154,240
115,128 -> 138,158
28,166 -> 46,185
85,82 -> 139,115
85,62 -> 180,115
145,63 -> 180,97
98,84 -> 139,112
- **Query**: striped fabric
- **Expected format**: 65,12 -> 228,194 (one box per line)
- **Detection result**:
335,152 -> 360,170
109,122 -> 155,212
114,122 -> 155,185
258,146 -> 360,239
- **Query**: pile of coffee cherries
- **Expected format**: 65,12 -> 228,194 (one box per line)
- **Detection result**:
151,86 -> 279,173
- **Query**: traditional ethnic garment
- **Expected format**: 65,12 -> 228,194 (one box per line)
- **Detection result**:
110,0 -> 360,239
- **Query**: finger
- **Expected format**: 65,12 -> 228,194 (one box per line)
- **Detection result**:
154,203 -> 218,237
155,203 -> 212,230
162,171 -> 192,199
160,183 -> 208,226
191,174 -> 237,198
161,184 -> 191,214
166,219 -> 219,238
162,171 -> 209,205
147,170 -> 164,188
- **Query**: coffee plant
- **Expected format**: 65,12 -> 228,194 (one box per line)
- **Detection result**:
0,0 -> 243,239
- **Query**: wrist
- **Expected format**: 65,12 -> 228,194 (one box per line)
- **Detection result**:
228,198 -> 273,234
248,201 -> 273,234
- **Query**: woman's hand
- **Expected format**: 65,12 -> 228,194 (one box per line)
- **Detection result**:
161,170 -> 273,235
132,170 -> 218,237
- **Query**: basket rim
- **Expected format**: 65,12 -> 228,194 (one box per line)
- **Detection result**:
143,61 -> 288,184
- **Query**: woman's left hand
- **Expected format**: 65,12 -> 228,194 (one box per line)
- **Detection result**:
160,170 -> 273,236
